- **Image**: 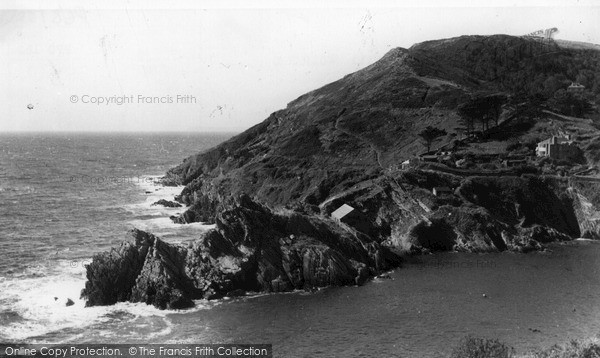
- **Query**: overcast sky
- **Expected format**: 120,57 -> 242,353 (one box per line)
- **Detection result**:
1,0 -> 599,132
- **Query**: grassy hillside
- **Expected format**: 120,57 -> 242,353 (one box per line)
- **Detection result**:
164,35 -> 600,221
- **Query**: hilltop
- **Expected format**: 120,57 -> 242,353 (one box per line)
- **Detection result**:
82,35 -> 600,308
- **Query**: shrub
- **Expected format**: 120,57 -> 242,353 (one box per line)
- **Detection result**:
481,163 -> 498,171
450,336 -> 515,358
528,339 -> 600,358
506,139 -> 521,152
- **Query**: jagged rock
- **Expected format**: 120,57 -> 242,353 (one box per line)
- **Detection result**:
82,195 -> 402,309
65,298 -> 74,307
81,229 -> 153,307
170,210 -> 197,224
355,265 -> 369,286
129,237 -> 198,309
151,199 -> 182,208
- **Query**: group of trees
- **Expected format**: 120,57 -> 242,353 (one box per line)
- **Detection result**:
418,94 -> 508,153
412,37 -> 600,152
457,94 -> 506,136
411,36 -> 600,108
547,89 -> 593,117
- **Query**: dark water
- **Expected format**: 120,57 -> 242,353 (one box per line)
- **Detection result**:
1,133 -> 599,357
160,243 -> 600,357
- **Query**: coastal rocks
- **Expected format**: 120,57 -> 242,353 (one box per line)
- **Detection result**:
81,230 -> 153,306
170,211 -> 196,224
129,236 -> 198,309
82,194 -> 402,309
457,176 -> 581,237
568,180 -> 600,239
151,199 -> 182,208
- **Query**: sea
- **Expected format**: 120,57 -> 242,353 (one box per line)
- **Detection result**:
1,132 -> 599,358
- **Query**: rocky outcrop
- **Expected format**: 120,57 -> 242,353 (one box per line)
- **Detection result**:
568,178 -> 600,239
314,172 -> 591,253
81,229 -> 153,307
151,199 -> 182,208
82,194 -> 401,309
400,175 -> 583,252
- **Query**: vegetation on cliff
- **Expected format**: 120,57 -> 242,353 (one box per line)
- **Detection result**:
450,335 -> 600,358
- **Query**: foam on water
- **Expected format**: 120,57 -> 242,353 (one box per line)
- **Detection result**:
124,175 -> 215,241
0,259 -> 220,342
128,217 -> 214,232
1,133 -> 233,343
0,262 -> 102,341
0,175 -> 218,342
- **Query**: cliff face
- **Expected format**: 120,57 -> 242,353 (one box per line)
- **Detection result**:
568,178 -> 600,239
83,35 -> 600,308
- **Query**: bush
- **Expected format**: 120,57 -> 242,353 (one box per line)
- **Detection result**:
528,339 -> 600,358
481,162 -> 498,171
450,336 -> 515,358
506,139 -> 521,152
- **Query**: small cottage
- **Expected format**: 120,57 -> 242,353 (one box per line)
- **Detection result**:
401,158 -> 420,169
567,82 -> 585,93
331,204 -> 355,221
432,187 -> 452,196
331,203 -> 372,235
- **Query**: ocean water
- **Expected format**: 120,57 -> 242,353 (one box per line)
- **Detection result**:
0,133 -> 229,342
1,133 -> 600,357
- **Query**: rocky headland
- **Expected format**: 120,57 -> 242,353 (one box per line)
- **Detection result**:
82,34 -> 600,309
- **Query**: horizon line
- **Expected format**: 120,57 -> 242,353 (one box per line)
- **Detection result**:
0,130 -> 243,134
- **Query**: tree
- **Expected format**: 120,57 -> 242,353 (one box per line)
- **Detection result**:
484,95 -> 506,126
457,102 -> 480,135
419,126 -> 447,153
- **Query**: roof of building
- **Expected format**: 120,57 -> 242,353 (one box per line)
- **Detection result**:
433,186 -> 452,192
538,136 -> 571,145
331,204 -> 355,220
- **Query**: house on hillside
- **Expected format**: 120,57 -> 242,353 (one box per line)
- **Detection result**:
567,82 -> 585,93
402,158 -> 420,169
432,187 -> 452,196
535,135 -> 582,161
331,204 -> 355,222
419,154 -> 439,162
331,203 -> 372,234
